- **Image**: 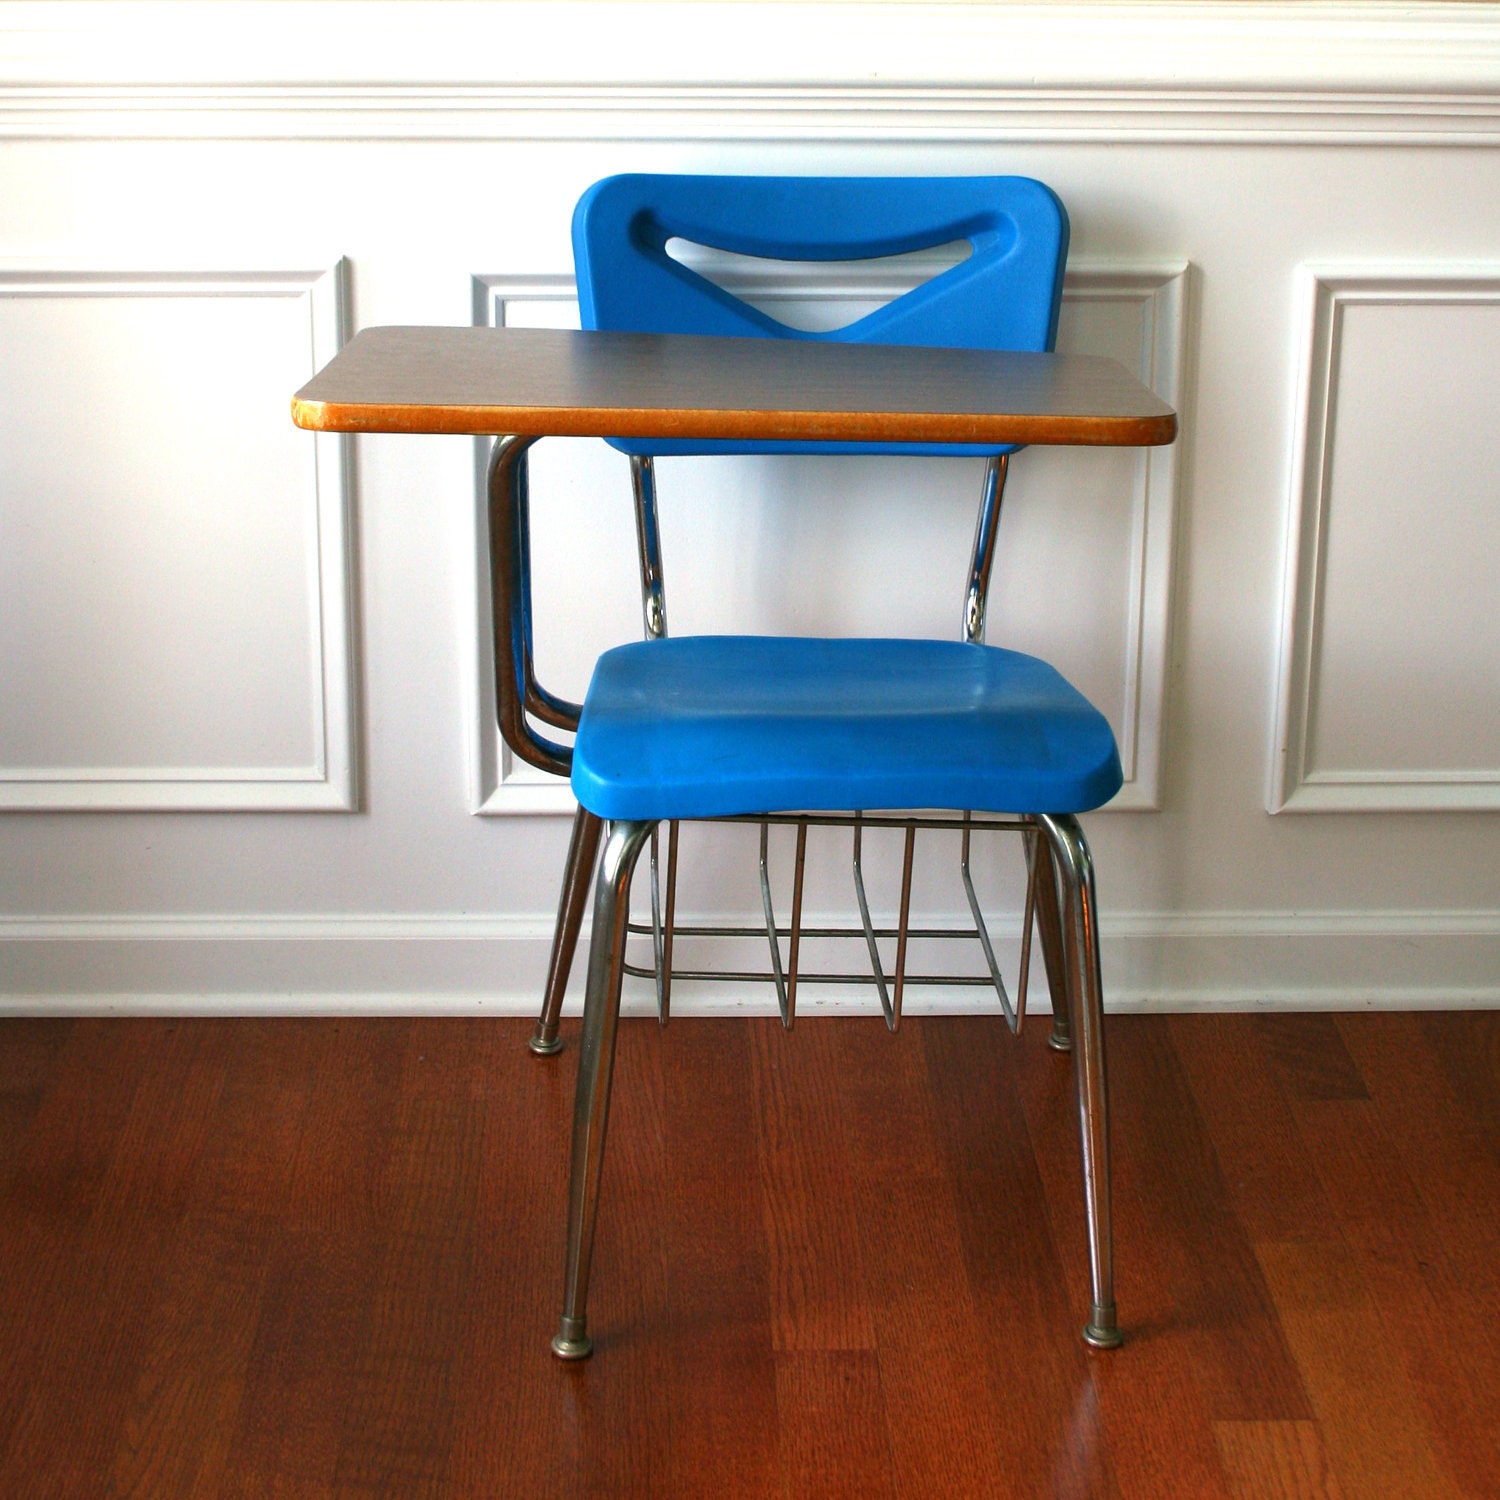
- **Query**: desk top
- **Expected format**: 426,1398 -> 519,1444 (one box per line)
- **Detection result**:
291,326 -> 1176,448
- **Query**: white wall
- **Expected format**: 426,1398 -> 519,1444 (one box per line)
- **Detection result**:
2,1 -> 1499,1015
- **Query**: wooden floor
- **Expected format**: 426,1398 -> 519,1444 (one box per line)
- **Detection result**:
0,1012 -> 1497,1498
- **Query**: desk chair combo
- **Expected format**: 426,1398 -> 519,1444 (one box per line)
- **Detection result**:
491,174 -> 1132,1358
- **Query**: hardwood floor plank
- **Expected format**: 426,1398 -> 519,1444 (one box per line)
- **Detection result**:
1169,1015 -> 1338,1245
1256,1016 -> 1368,1102
663,1018 -> 781,1499
330,1020 -> 490,1499
0,1089 -> 45,1203
0,1019 -> 149,1460
1254,1239 -> 1459,1499
836,1015 -> 949,1180
877,1343 -> 1032,1499
0,1013 -> 1492,1497
1333,1014 -> 1500,1497
836,1019 -> 1015,1499
573,1014 -> 675,1494
1037,1017 -> 1309,1498
566,1016 -> 673,1498
283,1019 -> 412,1239
428,1016 -> 569,1500
1419,1011 -> 1500,1171
1337,1013 -> 1500,1287
750,1019 -> 875,1353
1212,1421 -> 1344,1499
225,1246 -> 378,1500
1019,1019 -> 1235,1499
217,1019 -> 407,1500
775,1351 -> 896,1500
0,1020 -> 72,1201
110,1021 -> 320,1500
1287,1095 -> 1493,1496
0,1022 -> 223,1497
922,1016 -> 1118,1499
437,1018 -> 574,1500
0,1018 -> 70,1090
1111,1019 -> 1310,1420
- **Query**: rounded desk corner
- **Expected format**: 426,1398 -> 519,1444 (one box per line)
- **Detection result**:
1129,412 -> 1177,448
290,397 -> 329,431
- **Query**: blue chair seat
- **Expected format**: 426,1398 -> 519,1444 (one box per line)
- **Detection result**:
571,636 -> 1123,822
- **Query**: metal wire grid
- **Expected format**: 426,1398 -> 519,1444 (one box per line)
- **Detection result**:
624,810 -> 1039,1034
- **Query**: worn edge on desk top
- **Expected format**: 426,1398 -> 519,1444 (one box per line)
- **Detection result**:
291,325 -> 1178,447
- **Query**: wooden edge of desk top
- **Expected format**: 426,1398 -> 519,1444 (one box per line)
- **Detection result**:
291,397 -> 1177,447
291,325 -> 1178,448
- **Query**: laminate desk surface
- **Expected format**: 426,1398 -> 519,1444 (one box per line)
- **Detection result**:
291,325 -> 1177,448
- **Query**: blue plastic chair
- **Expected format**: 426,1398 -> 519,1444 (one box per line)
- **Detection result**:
507,175 -> 1123,1360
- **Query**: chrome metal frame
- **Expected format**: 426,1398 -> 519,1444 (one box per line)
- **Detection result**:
1037,812 -> 1120,1349
524,449 -> 679,1054
960,453 -> 1071,1053
627,828 -> 1036,1029
486,433 -> 1117,1354
548,814 -> 1117,1360
552,816 -> 655,1361
628,813 -> 1037,1009
964,453 -> 1007,645
486,434 -> 607,1059
631,455 -> 669,641
529,804 -> 603,1056
529,446 -> 1062,1045
961,820 -> 1036,1036
852,812 -> 896,1027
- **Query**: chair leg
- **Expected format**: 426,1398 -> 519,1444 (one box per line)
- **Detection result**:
553,817 -> 656,1360
530,806 -> 605,1057
1037,813 -> 1121,1351
1030,834 -> 1073,1053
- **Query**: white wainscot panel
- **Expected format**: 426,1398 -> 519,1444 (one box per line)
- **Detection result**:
1271,265 -> 1500,812
465,259 -> 1185,816
0,265 -> 356,810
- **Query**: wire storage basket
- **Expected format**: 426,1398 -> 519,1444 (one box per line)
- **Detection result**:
624,810 -> 1045,1036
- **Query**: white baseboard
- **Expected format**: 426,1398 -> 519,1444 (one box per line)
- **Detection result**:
2,909 -> 1497,1015
0,989 -> 1491,1019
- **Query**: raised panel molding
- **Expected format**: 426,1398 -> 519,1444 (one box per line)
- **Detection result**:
1270,263 -> 1500,813
1066,265 -> 1185,811
0,264 -> 357,811
468,261 -> 1185,817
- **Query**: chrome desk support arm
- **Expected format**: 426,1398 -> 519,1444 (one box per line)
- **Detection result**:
960,451 -> 1073,1049
631,455 -> 669,641
487,434 -> 574,776
487,435 -> 609,1057
631,454 -> 683,1027
963,452 -> 1008,646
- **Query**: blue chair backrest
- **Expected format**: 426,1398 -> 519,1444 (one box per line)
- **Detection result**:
571,174 -> 1070,457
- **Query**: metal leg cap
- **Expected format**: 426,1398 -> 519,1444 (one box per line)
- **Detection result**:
528,1029 -> 564,1057
1047,1028 -> 1073,1054
551,1331 -> 594,1360
1083,1305 -> 1123,1350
